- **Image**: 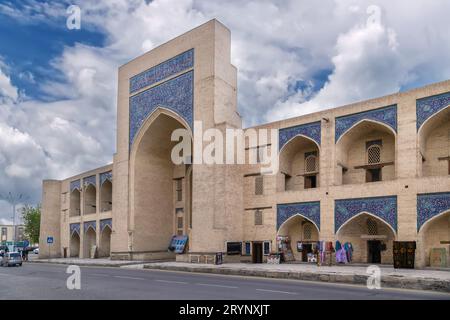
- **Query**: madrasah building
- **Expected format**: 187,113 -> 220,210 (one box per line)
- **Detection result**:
39,20 -> 450,269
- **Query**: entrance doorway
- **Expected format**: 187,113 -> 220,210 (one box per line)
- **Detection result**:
252,242 -> 263,263
368,240 -> 382,263
301,243 -> 313,262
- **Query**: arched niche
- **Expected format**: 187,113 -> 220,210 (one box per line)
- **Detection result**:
336,212 -> 396,264
277,214 -> 319,262
70,232 -> 80,258
418,105 -> 450,177
84,184 -> 97,215
100,179 -> 112,212
278,135 -> 320,192
336,120 -> 396,185
70,189 -> 81,217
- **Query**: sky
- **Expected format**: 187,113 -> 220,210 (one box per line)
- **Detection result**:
0,0 -> 449,223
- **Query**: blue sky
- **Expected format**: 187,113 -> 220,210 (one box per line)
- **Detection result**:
0,0 -> 449,223
0,1 -> 105,101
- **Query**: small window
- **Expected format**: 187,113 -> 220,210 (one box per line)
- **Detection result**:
303,223 -> 312,240
254,210 -> 263,225
177,217 -> 183,229
256,146 -> 263,163
284,173 -> 292,191
367,218 -> 378,235
367,145 -> 381,164
263,241 -> 270,255
226,242 -> 242,255
175,179 -> 183,201
366,168 -> 382,182
1,227 -> 7,241
304,175 -> 317,189
243,242 -> 251,256
255,176 -> 264,195
305,155 -> 317,173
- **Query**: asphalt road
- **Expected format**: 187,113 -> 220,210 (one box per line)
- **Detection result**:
0,262 -> 449,300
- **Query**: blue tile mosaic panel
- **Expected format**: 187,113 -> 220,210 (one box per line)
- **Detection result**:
83,175 -> 96,188
70,180 -> 81,192
70,223 -> 80,236
335,105 -> 397,142
100,171 -> 112,186
416,92 -> 450,130
279,121 -> 321,151
100,218 -> 112,232
417,192 -> 450,231
129,71 -> 193,148
335,196 -> 397,233
277,201 -> 321,231
84,221 -> 96,233
129,49 -> 194,94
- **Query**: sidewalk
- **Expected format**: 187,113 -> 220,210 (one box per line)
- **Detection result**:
29,257 -> 147,267
143,262 -> 450,293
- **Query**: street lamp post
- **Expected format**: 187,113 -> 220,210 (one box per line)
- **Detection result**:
1,192 -> 28,251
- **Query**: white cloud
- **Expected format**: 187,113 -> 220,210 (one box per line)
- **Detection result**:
268,13 -> 405,120
0,61 -> 18,103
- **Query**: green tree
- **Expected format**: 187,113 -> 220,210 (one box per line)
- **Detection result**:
21,205 -> 41,244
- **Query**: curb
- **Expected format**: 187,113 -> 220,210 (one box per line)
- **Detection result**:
143,264 -> 450,293
27,260 -> 144,268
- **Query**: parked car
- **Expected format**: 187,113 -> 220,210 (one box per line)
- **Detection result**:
33,248 -> 39,254
1,252 -> 22,267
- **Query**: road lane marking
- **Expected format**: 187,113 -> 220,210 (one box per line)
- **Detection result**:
255,288 -> 298,295
155,279 -> 188,285
91,273 -> 110,277
113,276 -> 145,280
196,283 -> 238,289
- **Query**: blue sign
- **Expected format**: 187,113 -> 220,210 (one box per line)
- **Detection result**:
169,235 -> 188,254
47,237 -> 54,244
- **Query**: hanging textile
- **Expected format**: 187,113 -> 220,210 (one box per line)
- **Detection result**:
336,248 -> 348,264
335,240 -> 342,251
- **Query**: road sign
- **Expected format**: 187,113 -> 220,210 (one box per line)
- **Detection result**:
47,237 -> 54,244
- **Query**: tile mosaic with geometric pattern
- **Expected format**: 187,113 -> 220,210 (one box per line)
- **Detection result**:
416,91 -> 450,130
277,201 -> 321,231
335,105 -> 397,142
417,192 -> 450,231
279,121 -> 321,150
129,71 -> 194,148
335,196 -> 397,233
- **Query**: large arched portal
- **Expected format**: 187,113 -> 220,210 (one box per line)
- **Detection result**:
418,105 -> 450,177
130,109 -> 192,254
277,214 -> 319,262
336,213 -> 396,264
279,135 -> 320,192
336,120 -> 396,185
70,232 -> 80,258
